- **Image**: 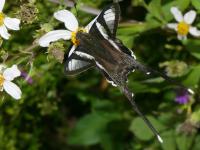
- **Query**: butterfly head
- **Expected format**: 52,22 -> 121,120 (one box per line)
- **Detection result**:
71,27 -> 87,46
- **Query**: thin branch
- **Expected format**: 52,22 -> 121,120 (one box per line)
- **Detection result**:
49,0 -> 101,15
23,43 -> 39,52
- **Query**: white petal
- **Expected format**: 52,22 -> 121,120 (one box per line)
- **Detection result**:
54,10 -> 78,31
170,7 -> 183,22
85,16 -> 98,32
39,30 -> 71,47
189,27 -> 200,37
3,81 -> 21,100
0,25 -> 10,39
166,23 -> 177,30
184,10 -> 196,25
3,65 -> 21,81
177,34 -> 187,40
68,45 -> 76,57
0,0 -> 5,12
4,17 -> 20,30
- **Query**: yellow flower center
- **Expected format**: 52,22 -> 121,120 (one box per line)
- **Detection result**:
177,22 -> 190,36
0,12 -> 5,26
0,74 -> 4,87
71,28 -> 87,46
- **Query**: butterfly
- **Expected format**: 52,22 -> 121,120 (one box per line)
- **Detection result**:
64,2 -> 193,143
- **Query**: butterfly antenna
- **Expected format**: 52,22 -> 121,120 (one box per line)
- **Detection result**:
121,85 -> 163,143
131,59 -> 194,95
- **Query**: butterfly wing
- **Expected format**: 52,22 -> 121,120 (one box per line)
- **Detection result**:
89,3 -> 136,59
65,45 -> 95,76
89,3 -> 120,39
96,3 -> 120,38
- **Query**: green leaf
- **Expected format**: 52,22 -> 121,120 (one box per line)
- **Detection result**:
147,0 -> 165,23
190,109 -> 200,124
176,0 -> 190,10
129,117 -> 153,141
193,135 -> 200,150
67,112 -> 120,146
118,23 -> 149,35
129,116 -> 166,141
129,81 -> 160,93
176,133 -> 195,150
118,35 -> 135,48
183,65 -> 200,86
100,132 -> 124,150
161,130 -> 176,150
184,39 -> 200,60
191,0 -> 200,12
163,91 -> 176,102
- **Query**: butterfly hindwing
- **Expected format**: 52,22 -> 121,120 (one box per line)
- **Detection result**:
65,46 -> 95,76
100,69 -> 117,87
115,39 -> 137,59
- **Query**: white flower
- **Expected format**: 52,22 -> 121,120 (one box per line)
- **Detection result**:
38,9 -> 94,49
0,65 -> 22,100
0,0 -> 21,40
167,7 -> 200,40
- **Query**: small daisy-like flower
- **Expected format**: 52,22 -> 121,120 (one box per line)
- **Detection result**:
39,10 -> 93,49
175,89 -> 190,104
167,7 -> 200,40
0,0 -> 21,40
0,65 -> 22,100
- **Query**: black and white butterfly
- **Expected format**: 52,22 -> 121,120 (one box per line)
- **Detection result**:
64,2 -> 193,143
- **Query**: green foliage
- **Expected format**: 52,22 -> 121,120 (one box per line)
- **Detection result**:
129,116 -> 166,141
1,0 -> 200,150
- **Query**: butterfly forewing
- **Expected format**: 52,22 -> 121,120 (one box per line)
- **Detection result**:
95,3 -> 120,38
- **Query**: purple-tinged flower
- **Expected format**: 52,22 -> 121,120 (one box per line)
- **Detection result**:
21,71 -> 33,84
175,89 -> 190,104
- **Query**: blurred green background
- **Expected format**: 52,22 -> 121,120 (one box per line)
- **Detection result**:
1,0 -> 200,149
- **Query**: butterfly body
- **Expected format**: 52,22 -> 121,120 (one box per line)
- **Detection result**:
75,31 -> 135,86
